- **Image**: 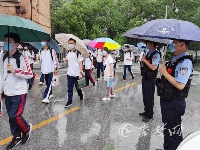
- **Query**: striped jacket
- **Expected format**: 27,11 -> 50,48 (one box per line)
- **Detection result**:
0,50 -> 33,96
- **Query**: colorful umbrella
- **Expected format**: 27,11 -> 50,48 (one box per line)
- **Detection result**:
89,38 -> 121,50
55,33 -> 89,57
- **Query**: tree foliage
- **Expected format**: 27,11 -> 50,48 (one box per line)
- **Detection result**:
50,0 -> 200,50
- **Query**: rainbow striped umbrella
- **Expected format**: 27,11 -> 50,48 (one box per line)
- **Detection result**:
89,38 -> 121,50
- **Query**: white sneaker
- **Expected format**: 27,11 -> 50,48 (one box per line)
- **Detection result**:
42,98 -> 50,103
110,94 -> 115,98
39,82 -> 44,85
102,97 -> 110,101
49,95 -> 54,99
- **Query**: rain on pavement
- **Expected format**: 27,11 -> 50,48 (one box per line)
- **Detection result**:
1,63 -> 200,150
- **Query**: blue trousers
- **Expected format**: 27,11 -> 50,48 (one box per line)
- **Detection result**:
160,98 -> 186,150
40,73 -> 44,83
123,65 -> 134,80
43,73 -> 53,99
142,77 -> 156,117
5,94 -> 29,138
67,75 -> 83,103
96,62 -> 103,78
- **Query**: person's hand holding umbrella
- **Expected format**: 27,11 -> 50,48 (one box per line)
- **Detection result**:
7,64 -> 15,73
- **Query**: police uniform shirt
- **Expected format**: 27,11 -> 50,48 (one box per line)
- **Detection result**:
147,49 -> 160,66
172,52 -> 193,85
67,50 -> 83,77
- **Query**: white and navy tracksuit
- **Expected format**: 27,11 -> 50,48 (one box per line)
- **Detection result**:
66,50 -> 83,103
0,51 -> 33,138
123,51 -> 134,80
40,49 -> 59,99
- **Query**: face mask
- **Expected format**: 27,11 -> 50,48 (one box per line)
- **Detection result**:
102,51 -> 107,56
169,43 -> 175,52
41,42 -> 46,47
3,42 -> 13,51
68,44 -> 75,50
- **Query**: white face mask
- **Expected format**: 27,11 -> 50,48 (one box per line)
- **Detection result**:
68,44 -> 75,50
102,51 -> 107,56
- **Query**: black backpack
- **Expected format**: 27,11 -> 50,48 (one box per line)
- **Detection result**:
3,51 -> 34,90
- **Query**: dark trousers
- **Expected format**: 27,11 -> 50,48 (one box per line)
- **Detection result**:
160,98 -> 186,150
123,65 -> 134,80
43,73 -> 53,99
40,73 -> 44,83
67,75 -> 83,103
0,101 -> 2,111
96,62 -> 103,78
5,94 -> 29,138
85,69 -> 95,86
30,63 -> 33,70
142,77 -> 155,117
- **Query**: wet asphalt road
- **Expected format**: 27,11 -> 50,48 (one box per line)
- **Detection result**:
0,64 -> 200,150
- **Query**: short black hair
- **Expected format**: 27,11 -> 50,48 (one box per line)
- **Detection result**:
4,32 -> 20,43
125,45 -> 130,48
146,40 -> 157,47
68,38 -> 76,43
103,47 -> 110,53
180,40 -> 191,47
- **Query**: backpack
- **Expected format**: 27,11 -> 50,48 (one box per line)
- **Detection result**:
3,51 -> 34,90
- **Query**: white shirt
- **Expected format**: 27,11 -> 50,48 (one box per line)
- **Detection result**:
104,54 -> 113,81
124,51 -> 134,65
67,51 -> 83,76
40,49 -> 59,74
84,55 -> 93,69
96,49 -> 103,62
23,50 -> 32,64
29,51 -> 35,64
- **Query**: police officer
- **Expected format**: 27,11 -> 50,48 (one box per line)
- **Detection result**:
139,41 -> 160,122
157,39 -> 193,150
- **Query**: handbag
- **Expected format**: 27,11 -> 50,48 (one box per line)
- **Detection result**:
77,76 -> 86,90
52,74 -> 60,87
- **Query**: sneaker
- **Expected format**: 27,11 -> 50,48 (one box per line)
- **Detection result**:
42,98 -> 50,103
6,137 -> 21,150
49,95 -> 54,99
80,93 -> 84,100
139,112 -> 147,117
132,75 -> 135,79
102,97 -> 110,101
0,112 -> 3,117
110,94 -> 115,98
93,82 -> 95,86
39,82 -> 44,85
121,79 -> 126,81
142,116 -> 153,122
97,78 -> 100,81
22,123 -> 32,144
65,102 -> 72,108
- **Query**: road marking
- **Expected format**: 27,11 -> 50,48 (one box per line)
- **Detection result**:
114,82 -> 137,92
0,82 -> 137,146
0,106 -> 80,146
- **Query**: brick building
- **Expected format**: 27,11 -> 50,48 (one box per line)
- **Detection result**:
0,0 -> 51,34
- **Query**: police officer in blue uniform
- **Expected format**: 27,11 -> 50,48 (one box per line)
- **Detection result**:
156,39 -> 193,150
139,41 -> 161,122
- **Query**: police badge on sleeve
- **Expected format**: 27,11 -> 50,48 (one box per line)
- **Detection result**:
180,67 -> 188,75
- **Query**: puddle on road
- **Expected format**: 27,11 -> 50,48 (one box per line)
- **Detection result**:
53,104 -> 67,148
80,122 -> 101,143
